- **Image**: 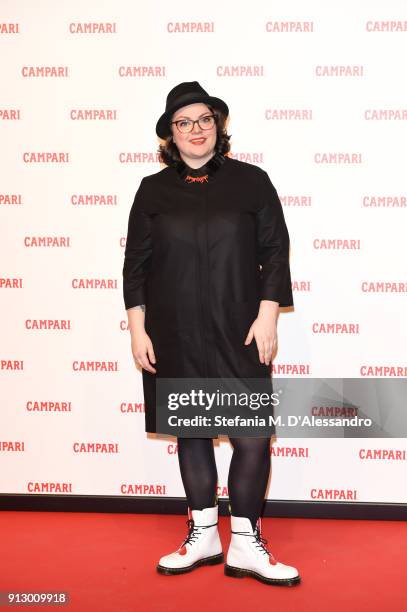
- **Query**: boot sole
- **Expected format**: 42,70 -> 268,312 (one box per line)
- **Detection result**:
156,552 -> 224,575
224,563 -> 301,586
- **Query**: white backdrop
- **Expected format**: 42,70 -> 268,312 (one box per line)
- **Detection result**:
1,0 -> 406,505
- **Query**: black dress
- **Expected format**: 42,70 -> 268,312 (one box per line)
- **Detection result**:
122,151 -> 294,437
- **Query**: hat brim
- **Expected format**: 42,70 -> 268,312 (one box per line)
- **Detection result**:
156,94 -> 229,139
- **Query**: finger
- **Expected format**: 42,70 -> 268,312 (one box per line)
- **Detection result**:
264,342 -> 272,365
244,327 -> 254,345
258,338 -> 273,365
147,344 -> 156,365
136,352 -> 156,373
141,355 -> 157,373
257,338 -> 266,363
263,337 -> 273,361
133,357 -> 142,371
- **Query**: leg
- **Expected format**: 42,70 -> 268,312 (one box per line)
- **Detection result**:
225,436 -> 300,585
177,437 -> 218,509
156,437 -> 222,574
227,436 -> 271,530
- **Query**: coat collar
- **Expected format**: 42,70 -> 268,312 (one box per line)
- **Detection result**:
175,151 -> 226,183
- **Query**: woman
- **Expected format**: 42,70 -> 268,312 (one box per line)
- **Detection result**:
123,81 -> 300,586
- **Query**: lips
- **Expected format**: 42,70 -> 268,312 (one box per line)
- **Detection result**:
190,138 -> 206,144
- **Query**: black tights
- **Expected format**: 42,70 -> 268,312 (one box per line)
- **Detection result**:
177,436 -> 271,531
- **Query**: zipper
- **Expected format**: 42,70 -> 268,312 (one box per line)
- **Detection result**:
202,191 -> 211,378
196,191 -> 211,379
195,198 -> 209,378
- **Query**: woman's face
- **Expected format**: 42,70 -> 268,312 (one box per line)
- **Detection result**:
171,102 -> 217,164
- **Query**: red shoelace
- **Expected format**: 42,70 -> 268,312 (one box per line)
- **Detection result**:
255,517 -> 277,565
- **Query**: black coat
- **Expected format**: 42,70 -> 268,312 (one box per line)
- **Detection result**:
122,151 -> 294,436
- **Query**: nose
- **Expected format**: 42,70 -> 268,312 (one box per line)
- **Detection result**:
191,120 -> 202,134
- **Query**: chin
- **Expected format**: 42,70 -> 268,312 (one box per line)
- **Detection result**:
189,145 -> 214,157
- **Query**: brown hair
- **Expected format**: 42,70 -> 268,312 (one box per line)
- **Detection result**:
157,104 -> 231,166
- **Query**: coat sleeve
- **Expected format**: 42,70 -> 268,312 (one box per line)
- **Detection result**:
255,170 -> 294,307
122,178 -> 152,310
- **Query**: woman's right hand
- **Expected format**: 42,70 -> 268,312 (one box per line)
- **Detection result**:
131,330 -> 157,374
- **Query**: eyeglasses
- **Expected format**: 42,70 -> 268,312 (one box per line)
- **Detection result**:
171,114 -> 217,134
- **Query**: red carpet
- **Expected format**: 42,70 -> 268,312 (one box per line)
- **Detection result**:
1,511 -> 406,611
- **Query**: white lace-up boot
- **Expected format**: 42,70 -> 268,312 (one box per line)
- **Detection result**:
224,516 -> 301,586
156,505 -> 223,575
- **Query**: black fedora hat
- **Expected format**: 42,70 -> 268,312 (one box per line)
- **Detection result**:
156,81 -> 229,139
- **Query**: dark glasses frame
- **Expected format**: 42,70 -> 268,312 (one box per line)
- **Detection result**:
170,113 -> 217,133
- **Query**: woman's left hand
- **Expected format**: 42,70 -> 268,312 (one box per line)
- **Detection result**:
244,300 -> 279,366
